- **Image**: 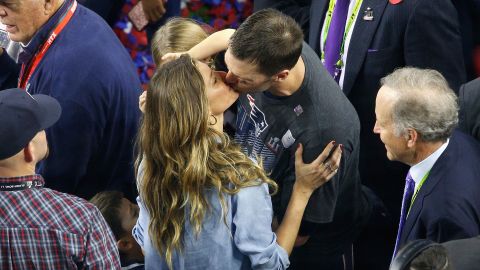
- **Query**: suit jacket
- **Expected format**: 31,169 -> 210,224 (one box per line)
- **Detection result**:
459,78 -> 480,142
308,0 -> 467,216
399,131 -> 480,248
443,236 -> 480,270
453,0 -> 480,80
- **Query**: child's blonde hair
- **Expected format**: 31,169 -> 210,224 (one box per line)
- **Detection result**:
151,17 -> 209,66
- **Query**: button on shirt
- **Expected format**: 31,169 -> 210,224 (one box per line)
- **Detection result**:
0,174 -> 121,269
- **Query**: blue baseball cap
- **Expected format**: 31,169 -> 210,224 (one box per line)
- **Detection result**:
0,88 -> 61,160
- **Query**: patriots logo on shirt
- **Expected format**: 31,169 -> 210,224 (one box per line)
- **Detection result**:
247,94 -> 269,137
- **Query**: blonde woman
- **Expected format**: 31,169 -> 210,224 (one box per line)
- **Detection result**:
133,55 -> 342,269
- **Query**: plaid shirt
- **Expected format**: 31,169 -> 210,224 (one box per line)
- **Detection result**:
0,174 -> 121,269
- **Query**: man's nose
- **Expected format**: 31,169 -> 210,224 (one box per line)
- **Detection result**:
225,71 -> 238,84
215,71 -> 227,81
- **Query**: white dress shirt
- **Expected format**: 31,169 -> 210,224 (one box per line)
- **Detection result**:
409,139 -> 450,191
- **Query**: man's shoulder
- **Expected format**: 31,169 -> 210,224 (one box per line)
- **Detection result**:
446,131 -> 480,161
300,44 -> 345,97
0,188 -> 101,235
54,5 -> 132,66
430,133 -> 480,192
43,188 -> 100,220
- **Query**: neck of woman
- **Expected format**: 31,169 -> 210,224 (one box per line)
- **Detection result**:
212,113 -> 224,133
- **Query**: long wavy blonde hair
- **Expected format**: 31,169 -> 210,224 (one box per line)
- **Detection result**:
136,55 -> 277,268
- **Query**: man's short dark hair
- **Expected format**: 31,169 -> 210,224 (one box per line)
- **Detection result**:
229,8 -> 304,76
90,191 -> 125,240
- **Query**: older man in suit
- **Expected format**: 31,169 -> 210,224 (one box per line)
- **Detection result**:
374,67 -> 480,260
307,1 -> 467,267
309,0 -> 466,210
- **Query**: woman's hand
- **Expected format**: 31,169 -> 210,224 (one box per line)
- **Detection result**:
294,141 -> 342,196
141,0 -> 166,23
139,91 -> 147,113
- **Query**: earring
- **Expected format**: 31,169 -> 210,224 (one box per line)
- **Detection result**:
209,115 -> 217,125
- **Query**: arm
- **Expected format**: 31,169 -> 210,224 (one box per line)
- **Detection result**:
275,142 -> 341,254
426,194 -> 480,243
161,29 -> 236,62
405,0 -> 466,92
272,140 -> 348,247
0,48 -> 20,89
141,0 -> 166,23
233,142 -> 341,269
427,216 -> 479,243
37,100 -> 99,194
84,207 -> 122,268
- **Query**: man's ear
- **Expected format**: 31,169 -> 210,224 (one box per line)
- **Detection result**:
44,0 -> 61,15
23,143 -> 34,163
273,69 -> 289,82
406,128 -> 418,148
117,237 -> 134,253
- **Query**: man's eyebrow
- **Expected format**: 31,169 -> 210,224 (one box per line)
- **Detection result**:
225,65 -> 253,82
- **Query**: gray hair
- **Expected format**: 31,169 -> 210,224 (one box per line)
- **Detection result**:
381,67 -> 458,142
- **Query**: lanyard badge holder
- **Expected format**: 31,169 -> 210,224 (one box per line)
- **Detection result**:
321,0 -> 363,81
334,59 -> 344,82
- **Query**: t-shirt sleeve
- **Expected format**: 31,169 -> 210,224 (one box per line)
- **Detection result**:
232,183 -> 290,269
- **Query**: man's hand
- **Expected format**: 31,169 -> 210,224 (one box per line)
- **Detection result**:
141,0 -> 166,23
